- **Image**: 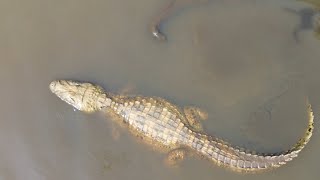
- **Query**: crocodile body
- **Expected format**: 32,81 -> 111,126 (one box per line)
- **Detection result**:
49,80 -> 314,172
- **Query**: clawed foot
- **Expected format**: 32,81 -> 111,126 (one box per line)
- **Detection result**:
184,106 -> 208,132
164,148 -> 187,167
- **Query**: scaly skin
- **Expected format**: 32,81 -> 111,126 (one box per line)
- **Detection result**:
49,80 -> 314,172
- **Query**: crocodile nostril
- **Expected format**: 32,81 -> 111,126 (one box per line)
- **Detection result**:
49,81 -> 57,91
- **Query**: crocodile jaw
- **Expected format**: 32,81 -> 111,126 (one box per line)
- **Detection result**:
49,80 -> 105,113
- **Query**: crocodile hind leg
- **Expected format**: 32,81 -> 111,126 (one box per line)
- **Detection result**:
164,148 -> 188,167
184,106 -> 208,132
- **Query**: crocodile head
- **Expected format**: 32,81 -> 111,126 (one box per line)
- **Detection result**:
49,80 -> 105,113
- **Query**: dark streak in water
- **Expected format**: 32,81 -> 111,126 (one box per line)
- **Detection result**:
284,7 -> 320,42
296,0 -> 320,40
150,0 -> 210,41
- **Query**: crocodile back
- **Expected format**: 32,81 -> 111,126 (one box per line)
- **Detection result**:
111,98 -> 192,147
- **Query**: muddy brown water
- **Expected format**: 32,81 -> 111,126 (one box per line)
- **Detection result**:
0,0 -> 319,179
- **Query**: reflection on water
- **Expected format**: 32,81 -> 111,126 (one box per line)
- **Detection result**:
0,0 -> 319,180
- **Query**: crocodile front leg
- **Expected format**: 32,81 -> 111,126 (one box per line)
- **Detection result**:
184,106 -> 208,132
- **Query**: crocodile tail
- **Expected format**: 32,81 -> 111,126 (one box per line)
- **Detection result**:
189,98 -> 315,172
251,98 -> 315,170
237,98 -> 315,171
286,98 -> 314,153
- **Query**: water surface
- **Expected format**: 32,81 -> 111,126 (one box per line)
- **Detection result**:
0,0 -> 319,180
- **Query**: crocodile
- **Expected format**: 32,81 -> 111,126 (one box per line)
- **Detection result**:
49,80 -> 314,172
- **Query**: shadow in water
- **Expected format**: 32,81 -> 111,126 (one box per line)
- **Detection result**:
284,7 -> 320,42
151,0 -> 212,41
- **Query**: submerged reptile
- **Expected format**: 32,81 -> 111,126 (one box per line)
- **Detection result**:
49,80 -> 314,172
151,0 -> 210,40
151,0 -> 320,41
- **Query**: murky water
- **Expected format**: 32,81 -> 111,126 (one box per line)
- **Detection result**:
0,0 -> 319,179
